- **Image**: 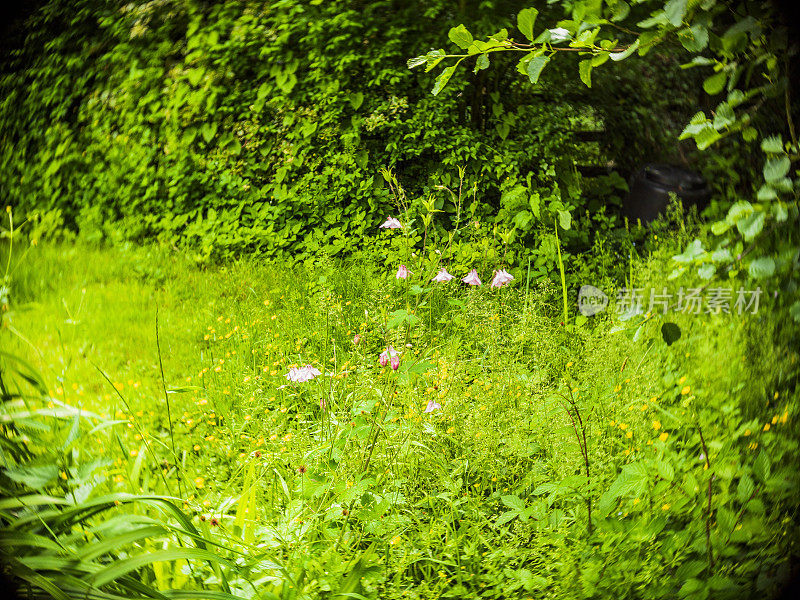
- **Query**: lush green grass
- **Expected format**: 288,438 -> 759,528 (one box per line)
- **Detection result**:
2,240 -> 799,599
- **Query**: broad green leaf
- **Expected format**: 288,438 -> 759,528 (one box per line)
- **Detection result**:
348,92 -> 364,110
761,135 -> 783,153
609,39 -> 640,61
712,102 -> 734,129
679,24 -> 709,51
711,220 -> 731,235
2,464 -> 58,489
424,49 -> 446,72
526,55 -> 550,84
763,156 -> 790,183
753,450 -> 771,482
611,0 -> 631,22
665,0 -> 687,27
579,60 -> 593,88
448,24 -> 473,50
711,248 -> 732,262
703,71 -> 727,95
407,55 -> 427,69
725,201 -> 753,225
557,210 -> 571,230
496,511 -> 519,526
736,211 -> 764,241
502,494 -> 525,512
673,239 -> 705,263
742,126 -> 758,142
737,473 -> 755,503
432,65 -> 456,96
773,202 -> 788,222
756,185 -> 778,201
698,263 -> 716,279
748,256 -> 775,279
517,8 -> 539,41
473,53 -> 490,73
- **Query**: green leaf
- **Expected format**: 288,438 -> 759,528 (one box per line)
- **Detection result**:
579,60 -> 593,88
611,1 -> 631,22
474,53 -> 490,73
763,156 -> 790,183
736,211 -> 765,241
557,210 -> 571,230
517,8 -> 539,42
756,185 -> 778,201
761,135 -> 783,154
679,24 -> 709,51
698,263 -> 716,279
448,24 -> 473,50
753,450 -> 771,482
609,39 -> 640,61
496,121 -> 510,140
2,464 -> 59,489
502,495 -> 525,511
737,473 -> 755,503
773,202 -> 788,222
748,257 -> 775,279
703,72 -> 727,95
665,0 -> 687,27
742,127 -> 758,142
407,55 -> 427,69
432,65 -> 456,96
201,123 -> 217,143
348,92 -> 364,110
424,49 -> 446,72
496,511 -> 519,526
725,201 -> 753,225
712,102 -> 735,129
526,55 -> 550,84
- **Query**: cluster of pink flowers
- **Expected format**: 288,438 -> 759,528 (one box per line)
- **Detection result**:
381,217 -> 515,288
285,364 -> 322,383
379,345 -> 400,370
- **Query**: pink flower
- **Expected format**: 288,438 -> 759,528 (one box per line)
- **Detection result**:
379,346 -> 399,367
379,217 -> 402,229
353,334 -> 362,345
432,268 -> 454,283
490,269 -> 514,288
285,364 -> 322,383
424,399 -> 441,413
462,269 -> 481,286
390,353 -> 400,371
396,264 -> 409,279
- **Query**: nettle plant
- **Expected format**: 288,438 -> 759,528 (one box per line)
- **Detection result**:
409,0 -> 799,320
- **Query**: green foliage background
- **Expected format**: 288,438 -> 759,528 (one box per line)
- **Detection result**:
1,0 -> 700,265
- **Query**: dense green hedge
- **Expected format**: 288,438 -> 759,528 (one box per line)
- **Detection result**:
1,0 -> 697,264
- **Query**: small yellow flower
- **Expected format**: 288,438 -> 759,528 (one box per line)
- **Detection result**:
626,431 -> 633,439
659,432 -> 669,442
779,411 -> 788,424
744,429 -> 751,436
662,503 -> 670,511
614,385 -> 622,393
633,498 -> 640,505
194,477 -> 205,489
763,423 -> 770,432
678,376 -> 687,384
772,415 -> 778,425
652,420 -> 662,431
390,535 -> 401,545
681,386 -> 691,395
619,423 -> 628,430
774,391 -> 779,400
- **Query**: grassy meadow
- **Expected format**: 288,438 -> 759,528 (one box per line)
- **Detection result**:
2,234 -> 798,599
